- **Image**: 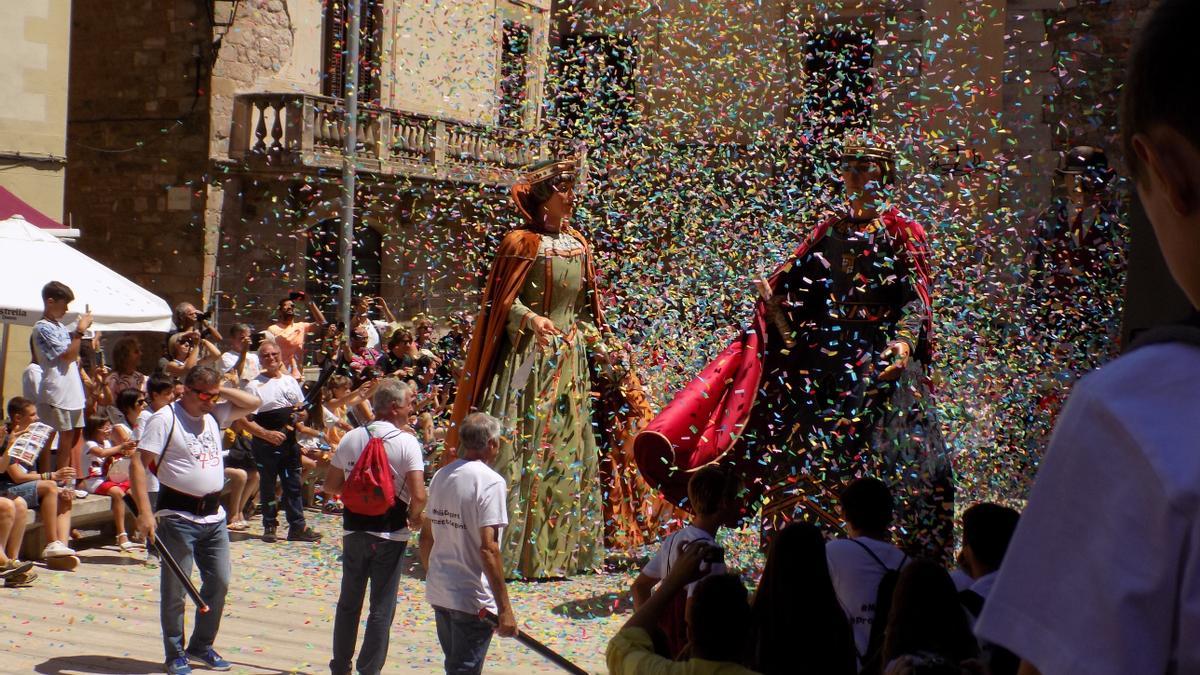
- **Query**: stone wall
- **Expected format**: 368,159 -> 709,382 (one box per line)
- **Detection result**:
1000,0 -> 1156,223
65,0 -> 212,310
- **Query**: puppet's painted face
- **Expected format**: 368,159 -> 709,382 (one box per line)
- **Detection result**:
538,182 -> 575,232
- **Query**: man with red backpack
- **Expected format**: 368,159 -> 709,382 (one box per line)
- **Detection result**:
323,378 -> 426,675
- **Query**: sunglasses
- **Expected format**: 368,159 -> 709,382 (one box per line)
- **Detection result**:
190,387 -> 222,402
135,399 -> 147,406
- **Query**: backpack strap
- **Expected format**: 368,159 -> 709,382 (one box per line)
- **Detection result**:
152,406 -> 178,476
364,422 -> 405,443
850,538 -> 906,572
850,539 -> 907,665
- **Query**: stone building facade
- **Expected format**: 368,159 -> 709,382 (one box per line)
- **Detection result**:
67,0 -> 556,336
62,0 -> 1158,347
0,0 -> 73,397
559,0 -> 1156,236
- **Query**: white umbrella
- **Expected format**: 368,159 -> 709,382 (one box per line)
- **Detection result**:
0,215 -> 172,331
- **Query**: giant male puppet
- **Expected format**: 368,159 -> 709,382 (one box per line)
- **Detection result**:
635,136 -> 954,558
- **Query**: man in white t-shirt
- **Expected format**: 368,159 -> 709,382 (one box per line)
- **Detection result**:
825,477 -> 909,664
33,281 -> 90,485
976,4 -> 1200,673
420,412 -> 517,674
238,342 -> 320,543
958,503 -> 1019,620
323,379 -> 427,675
218,323 -> 261,386
130,365 -> 261,675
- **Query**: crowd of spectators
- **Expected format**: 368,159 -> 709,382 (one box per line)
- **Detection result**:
0,280 -> 473,587
610,473 -> 1023,675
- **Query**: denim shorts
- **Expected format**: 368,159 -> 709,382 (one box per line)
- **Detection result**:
0,480 -> 41,509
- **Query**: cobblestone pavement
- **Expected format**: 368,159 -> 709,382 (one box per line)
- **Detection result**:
1,512 -> 639,674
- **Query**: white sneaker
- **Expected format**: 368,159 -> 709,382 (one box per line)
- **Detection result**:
42,540 -> 76,557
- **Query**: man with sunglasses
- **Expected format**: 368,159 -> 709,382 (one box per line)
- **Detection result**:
129,365 -> 262,675
239,341 -> 322,543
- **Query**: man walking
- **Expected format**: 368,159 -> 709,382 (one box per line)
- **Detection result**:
420,412 -> 517,675
323,379 -> 427,675
130,365 -> 262,675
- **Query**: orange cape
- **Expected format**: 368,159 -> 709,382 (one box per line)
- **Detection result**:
447,226 -> 679,548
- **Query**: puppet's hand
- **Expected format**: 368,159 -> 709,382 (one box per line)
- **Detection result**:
879,340 -> 912,382
530,315 -> 561,348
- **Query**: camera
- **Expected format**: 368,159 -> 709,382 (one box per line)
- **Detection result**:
196,310 -> 213,322
289,290 -> 307,302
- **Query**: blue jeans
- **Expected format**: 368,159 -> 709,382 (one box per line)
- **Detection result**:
253,439 -> 306,530
433,606 -> 494,675
156,515 -> 231,661
330,533 -> 408,675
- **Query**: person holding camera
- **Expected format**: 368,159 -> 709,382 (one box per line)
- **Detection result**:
238,341 -> 321,543
218,323 -> 261,387
161,331 -> 221,380
266,291 -> 327,379
170,301 -> 223,345
349,296 -> 397,351
33,281 -> 91,487
608,539 -> 757,675
630,466 -> 740,659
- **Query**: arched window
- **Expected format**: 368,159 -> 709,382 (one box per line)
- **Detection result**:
305,218 -> 382,318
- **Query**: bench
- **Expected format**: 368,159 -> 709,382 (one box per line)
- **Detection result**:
21,494 -> 131,560
21,480 -> 248,559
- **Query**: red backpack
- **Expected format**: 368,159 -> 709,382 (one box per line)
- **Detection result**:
341,426 -> 397,517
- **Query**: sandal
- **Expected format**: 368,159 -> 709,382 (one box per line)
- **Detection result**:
227,520 -> 250,532
322,500 -> 343,515
117,533 -> 142,552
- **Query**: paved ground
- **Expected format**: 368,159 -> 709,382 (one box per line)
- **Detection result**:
1,512 -> 643,674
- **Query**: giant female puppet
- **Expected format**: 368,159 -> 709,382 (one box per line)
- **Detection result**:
448,156 -> 667,578
635,137 -> 954,558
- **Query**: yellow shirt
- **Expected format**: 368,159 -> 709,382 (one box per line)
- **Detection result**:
606,627 -> 761,675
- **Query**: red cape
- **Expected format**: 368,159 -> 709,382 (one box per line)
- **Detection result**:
633,208 -> 935,506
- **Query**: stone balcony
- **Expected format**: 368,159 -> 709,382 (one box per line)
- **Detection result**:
228,93 -> 553,185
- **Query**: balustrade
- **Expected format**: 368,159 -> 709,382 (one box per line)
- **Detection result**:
230,93 -> 551,183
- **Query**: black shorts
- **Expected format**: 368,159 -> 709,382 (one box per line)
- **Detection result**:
223,454 -> 256,472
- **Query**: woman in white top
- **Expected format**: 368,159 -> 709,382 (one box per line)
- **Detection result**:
162,331 -> 221,380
